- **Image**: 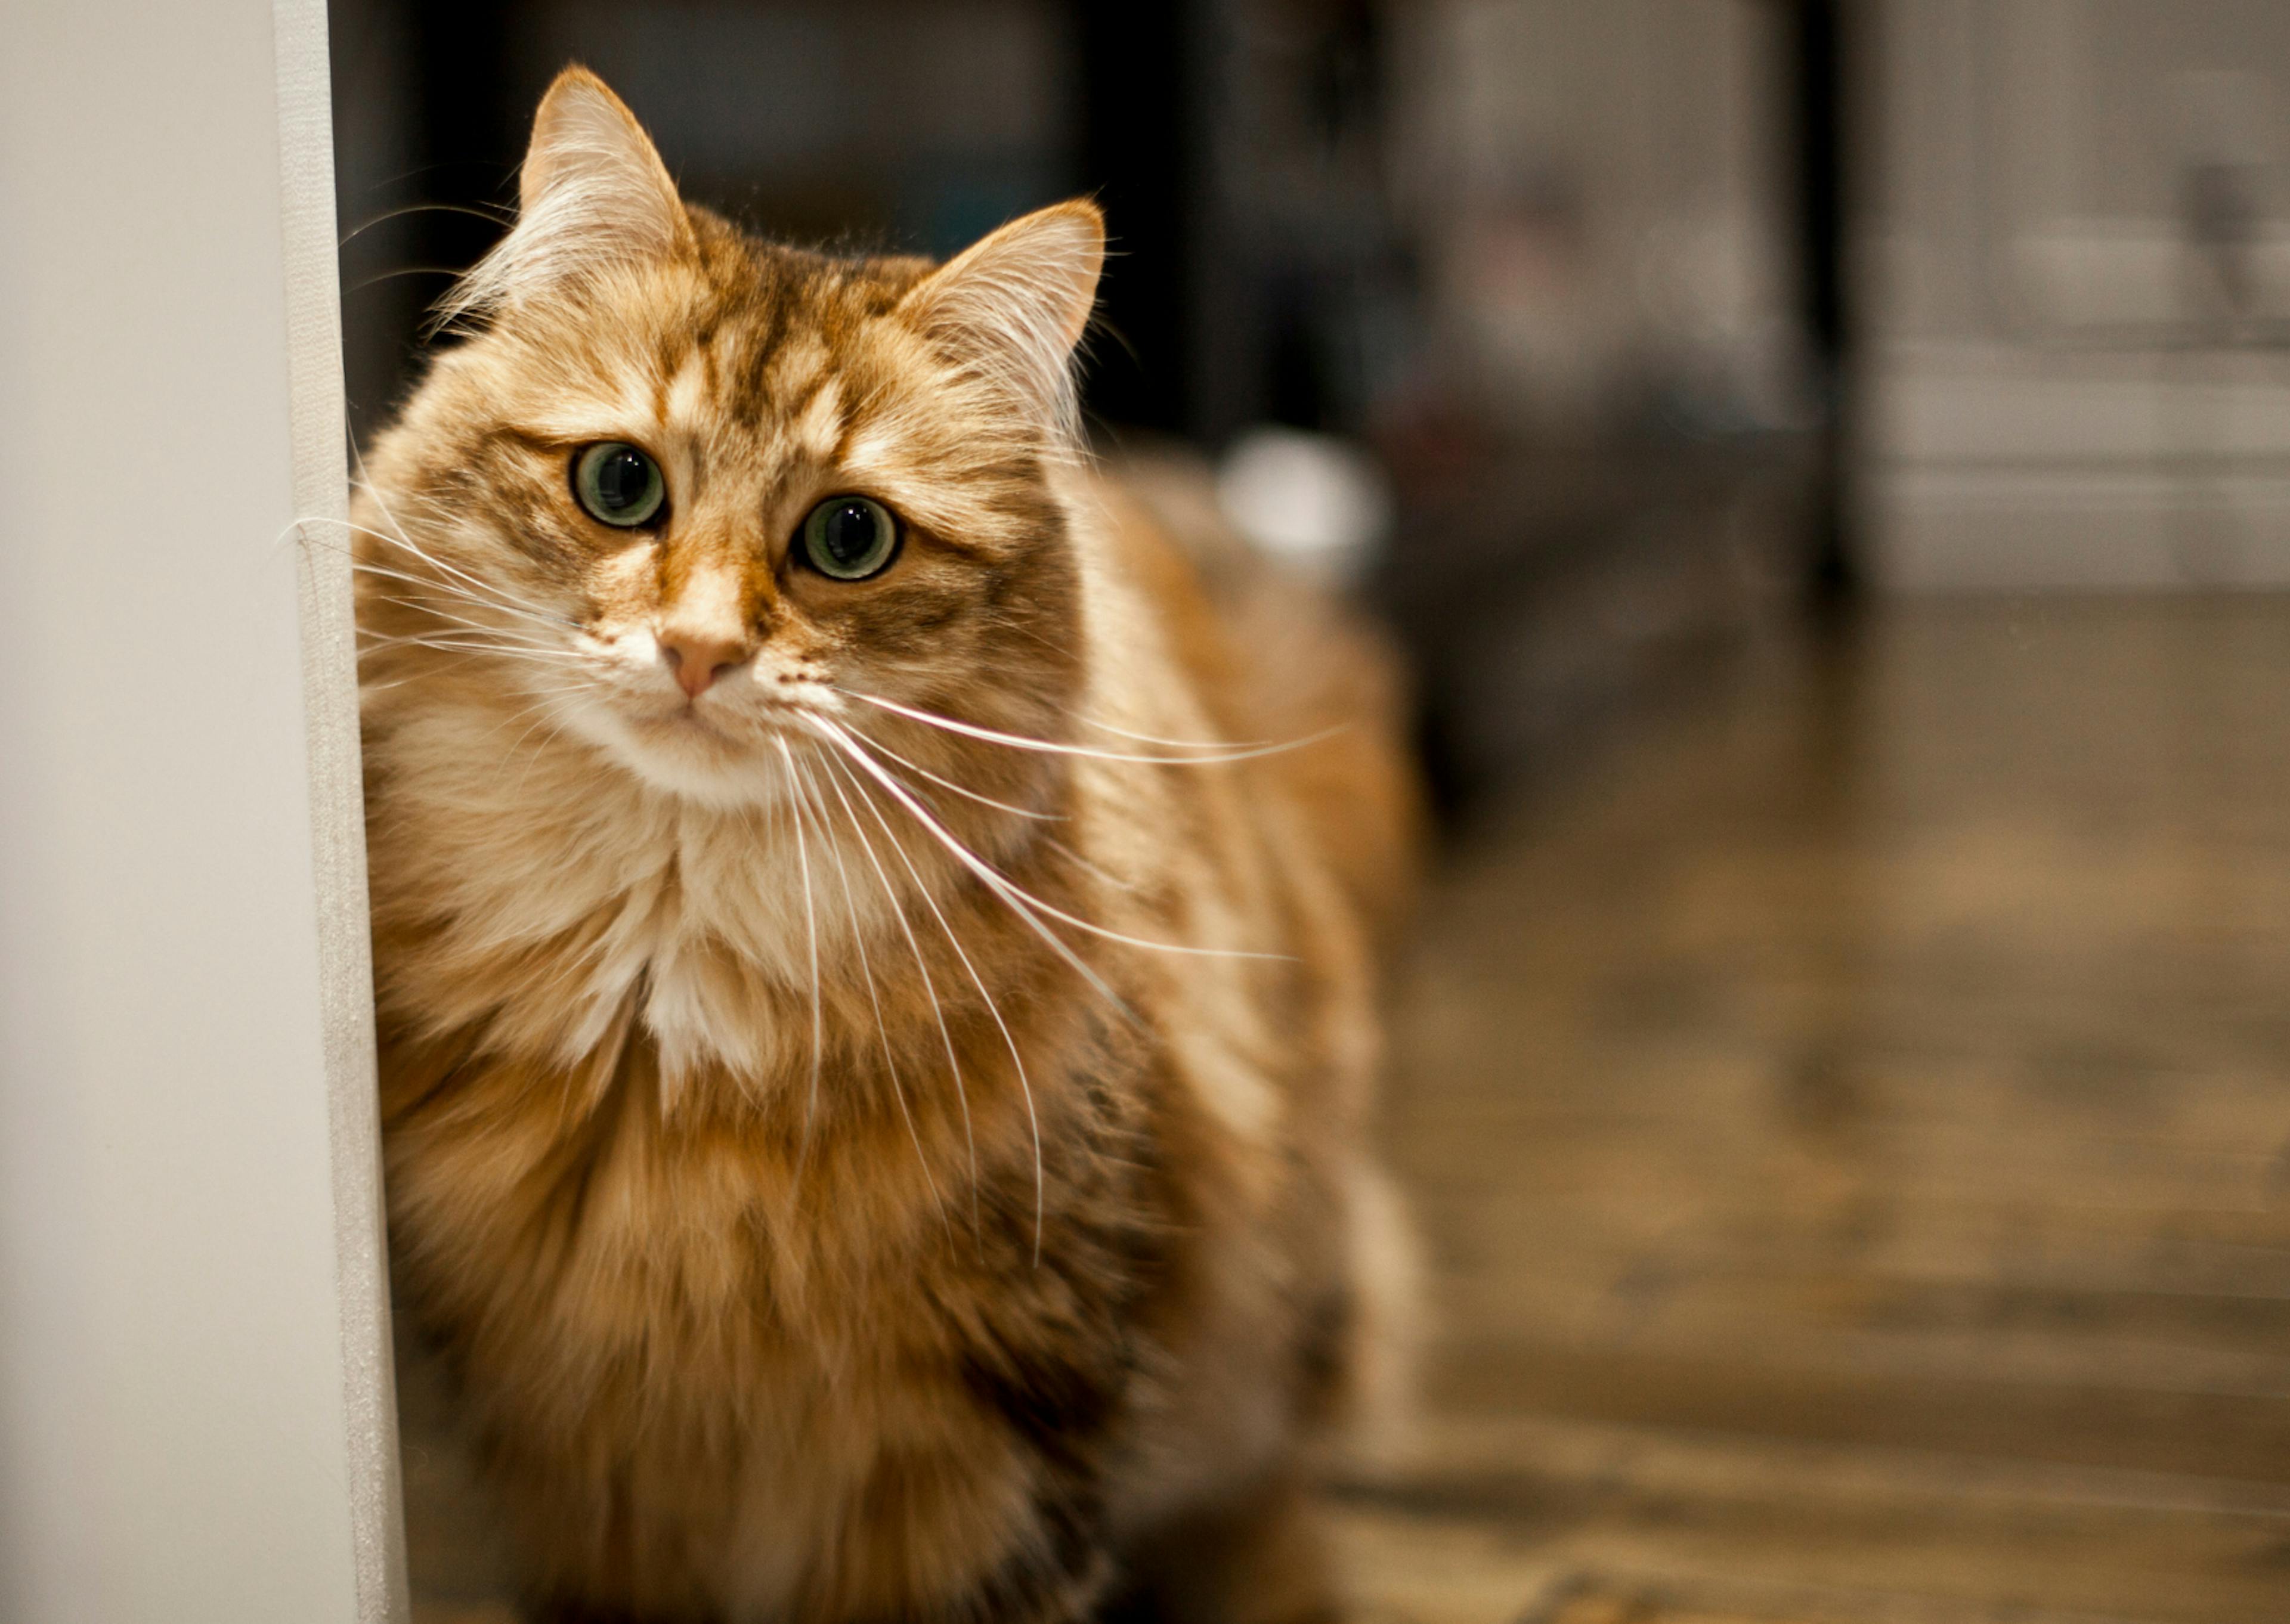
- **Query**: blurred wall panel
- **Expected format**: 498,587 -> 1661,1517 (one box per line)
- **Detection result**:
1373,1 -> 1821,808
1861,0 -> 2290,589
1391,0 -> 1806,438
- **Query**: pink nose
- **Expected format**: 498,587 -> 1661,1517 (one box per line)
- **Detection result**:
659,630 -> 747,698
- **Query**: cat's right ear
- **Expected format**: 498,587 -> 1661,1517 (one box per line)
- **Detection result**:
437,67 -> 694,326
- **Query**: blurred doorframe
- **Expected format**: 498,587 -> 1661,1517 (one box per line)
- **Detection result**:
1791,0 -> 1860,601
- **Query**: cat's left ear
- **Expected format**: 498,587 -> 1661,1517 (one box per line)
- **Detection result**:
898,200 -> 1105,440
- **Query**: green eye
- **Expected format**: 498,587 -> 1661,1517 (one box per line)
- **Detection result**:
572,442 -> 666,528
799,495 -> 900,580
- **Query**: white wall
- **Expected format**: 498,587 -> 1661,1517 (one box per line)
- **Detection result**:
0,1 -> 403,1619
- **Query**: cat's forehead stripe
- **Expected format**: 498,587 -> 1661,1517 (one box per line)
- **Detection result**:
764,336 -> 830,410
608,366 -> 659,438
791,377 -> 843,464
663,350 -> 711,430
839,422 -> 903,481
731,283 -> 797,423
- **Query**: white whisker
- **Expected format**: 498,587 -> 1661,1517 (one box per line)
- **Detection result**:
494,693 -> 578,797
773,738 -> 827,1191
350,569 -> 577,641
339,199 -> 512,250
344,467 -> 577,630
834,719 -> 1062,822
366,636 -> 586,668
837,688 -> 1342,765
357,608 -> 568,655
810,742 -> 983,1237
813,718 -> 1138,1006
310,522 -> 576,641
1075,714 -> 1299,751
818,718 -> 1289,966
818,744 -> 1041,1262
785,743 -> 955,1237
1042,836 -> 1146,897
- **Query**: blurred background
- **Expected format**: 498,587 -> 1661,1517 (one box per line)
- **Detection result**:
334,4 -> 2290,1621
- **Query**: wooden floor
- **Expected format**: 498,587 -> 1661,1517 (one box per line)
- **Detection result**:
403,600 -> 2290,1622
1336,599 -> 2290,1623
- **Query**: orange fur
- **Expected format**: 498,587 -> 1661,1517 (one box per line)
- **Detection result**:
361,68 -> 1419,1623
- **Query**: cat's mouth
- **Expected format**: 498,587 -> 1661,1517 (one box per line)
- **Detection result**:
625,695 -> 810,755
636,701 -> 735,740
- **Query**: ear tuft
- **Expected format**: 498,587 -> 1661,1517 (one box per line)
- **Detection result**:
435,67 -> 693,328
898,201 -> 1106,448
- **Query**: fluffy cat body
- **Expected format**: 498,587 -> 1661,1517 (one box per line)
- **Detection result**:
361,70 -> 1416,1623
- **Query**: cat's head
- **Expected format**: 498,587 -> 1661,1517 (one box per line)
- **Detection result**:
358,67 -> 1103,811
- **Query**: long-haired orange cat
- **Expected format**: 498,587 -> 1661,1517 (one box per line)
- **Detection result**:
359,67 -> 1418,1623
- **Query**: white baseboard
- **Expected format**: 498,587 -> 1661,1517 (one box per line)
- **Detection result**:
1864,348 -> 2290,591
1870,466 -> 2290,591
